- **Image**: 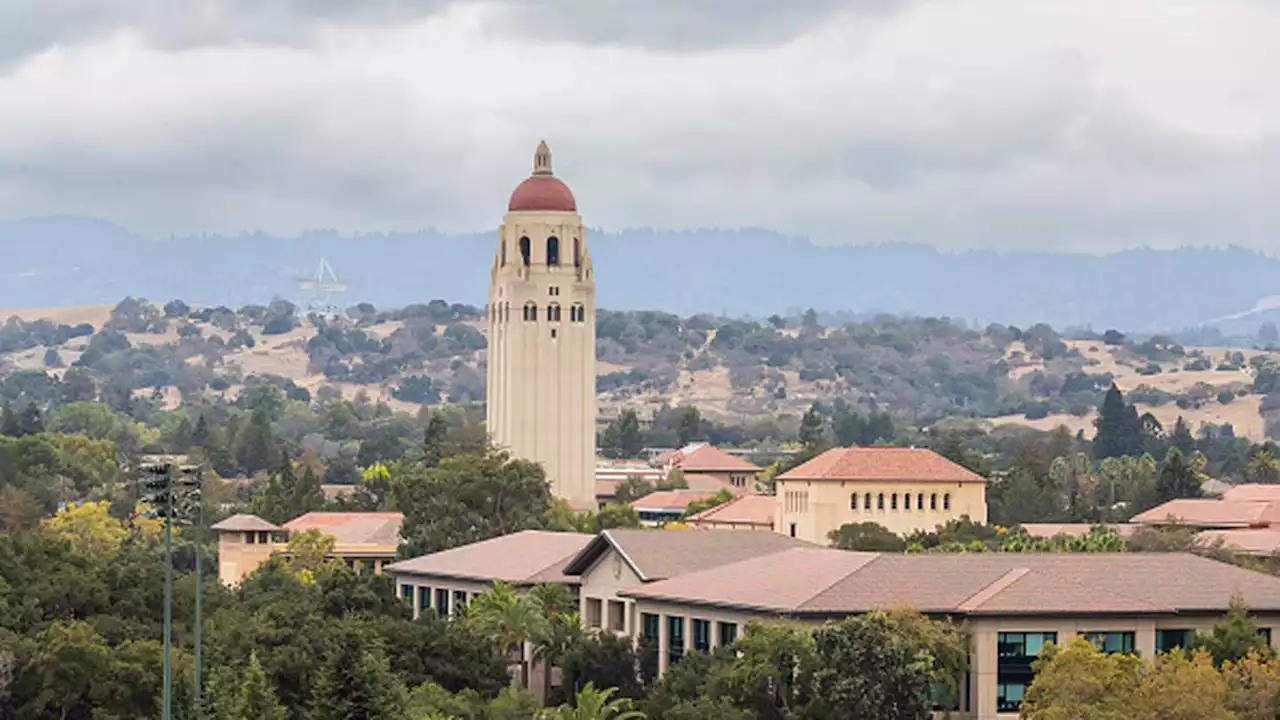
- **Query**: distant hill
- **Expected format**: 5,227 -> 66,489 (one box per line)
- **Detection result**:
3,215 -> 1279,332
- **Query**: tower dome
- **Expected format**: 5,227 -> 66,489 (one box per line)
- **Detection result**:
508,140 -> 577,212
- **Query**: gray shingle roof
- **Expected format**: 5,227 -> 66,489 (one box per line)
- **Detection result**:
562,528 -> 813,582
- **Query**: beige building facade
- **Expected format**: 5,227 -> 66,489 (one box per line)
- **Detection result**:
487,141 -> 597,510
775,447 -> 988,543
211,511 -> 402,586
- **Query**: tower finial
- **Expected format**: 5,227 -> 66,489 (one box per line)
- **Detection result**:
533,140 -> 553,176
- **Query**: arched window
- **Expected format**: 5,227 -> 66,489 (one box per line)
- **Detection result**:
864,492 -> 872,510
548,303 -> 561,322
504,302 -> 510,322
574,238 -> 582,268
547,236 -> 560,266
500,239 -> 507,266
903,494 -> 911,511
917,493 -> 925,510
930,493 -> 938,510
523,302 -> 537,322
572,303 -> 585,323
850,494 -> 858,511
877,493 -> 885,510
943,493 -> 951,511
890,493 -> 898,510
519,236 -> 531,266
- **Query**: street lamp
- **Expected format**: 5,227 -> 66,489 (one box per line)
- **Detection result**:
139,460 -> 203,720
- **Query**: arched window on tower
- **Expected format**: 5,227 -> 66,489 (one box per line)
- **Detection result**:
571,302 -> 585,323
548,303 -> 561,322
519,236 -> 531,266
523,302 -> 537,322
500,239 -> 507,266
573,238 -> 581,268
547,236 -> 560,266
504,302 -> 510,322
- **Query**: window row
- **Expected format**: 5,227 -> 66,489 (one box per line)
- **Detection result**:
640,612 -> 738,667
784,490 -> 810,514
490,302 -> 587,323
501,236 -> 583,269
399,583 -> 469,620
850,491 -> 951,512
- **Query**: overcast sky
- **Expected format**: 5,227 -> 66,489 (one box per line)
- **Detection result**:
0,0 -> 1276,252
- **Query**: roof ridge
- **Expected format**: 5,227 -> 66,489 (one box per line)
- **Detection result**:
957,567 -> 1031,612
796,550 -> 884,611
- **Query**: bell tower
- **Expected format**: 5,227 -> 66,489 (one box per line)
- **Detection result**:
487,142 -> 597,509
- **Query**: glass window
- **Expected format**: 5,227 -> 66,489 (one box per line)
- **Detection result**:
864,492 -> 872,510
1156,629 -> 1192,653
877,493 -> 885,510
641,613 -> 660,641
944,493 -> 952,510
435,588 -> 449,618
718,622 -> 738,647
400,584 -> 413,603
1084,631 -> 1135,654
692,619 -> 711,652
453,590 -> 468,614
891,493 -> 898,510
997,632 -> 1057,713
668,617 -> 685,665
418,586 -> 430,615
850,494 -> 858,510
1260,628 -> 1273,645
917,492 -> 925,509
903,494 -> 911,511
931,493 -> 938,510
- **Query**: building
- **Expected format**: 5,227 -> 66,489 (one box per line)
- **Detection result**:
774,446 -> 988,543
210,511 -> 403,585
486,141 -> 597,510
630,489 -> 723,525
618,548 -> 1280,719
1130,498 -> 1280,530
595,459 -> 664,505
656,443 -> 761,492
686,494 -> 776,531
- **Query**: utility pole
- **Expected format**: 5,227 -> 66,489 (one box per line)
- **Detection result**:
140,460 -> 203,720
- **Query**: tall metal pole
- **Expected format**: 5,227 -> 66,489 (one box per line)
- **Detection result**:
193,469 -> 204,718
162,465 -> 174,720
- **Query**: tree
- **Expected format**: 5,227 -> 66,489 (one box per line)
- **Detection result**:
1246,450 -> 1280,485
798,404 -> 827,451
601,410 -> 644,460
1260,323 -> 1279,347
828,522 -> 906,551
0,403 -> 17,437
310,626 -> 408,720
538,683 -> 644,720
422,411 -> 448,468
1156,448 -> 1204,502
1223,652 -> 1280,719
676,407 -> 703,446
237,406 -> 276,475
236,652 -> 287,720
1194,597 -> 1274,667
1170,416 -> 1196,456
1094,384 -> 1143,459
1103,329 -> 1125,345
464,580 -> 547,684
1020,636 -> 1143,719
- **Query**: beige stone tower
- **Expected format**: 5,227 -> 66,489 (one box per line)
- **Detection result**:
487,141 -> 597,509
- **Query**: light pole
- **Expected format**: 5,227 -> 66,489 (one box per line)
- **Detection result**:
139,460 -> 203,720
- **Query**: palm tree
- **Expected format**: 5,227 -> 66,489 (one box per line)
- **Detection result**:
464,580 -> 548,685
538,683 -> 645,720
533,612 -> 586,702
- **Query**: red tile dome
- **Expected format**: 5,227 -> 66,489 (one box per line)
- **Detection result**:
507,140 -> 577,213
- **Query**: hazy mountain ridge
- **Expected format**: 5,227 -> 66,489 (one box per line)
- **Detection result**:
2,216 -> 1277,331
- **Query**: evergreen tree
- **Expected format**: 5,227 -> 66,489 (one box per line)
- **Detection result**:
292,465 -> 326,516
173,416 -> 194,451
676,406 -> 703,446
193,413 -> 210,446
0,402 -> 18,436
423,411 -> 448,468
235,652 -> 286,720
310,627 -> 407,720
799,404 -> 827,450
1170,416 -> 1196,456
600,409 -> 644,459
17,401 -> 43,436
237,406 -> 276,475
1157,447 -> 1203,502
1094,384 -> 1143,459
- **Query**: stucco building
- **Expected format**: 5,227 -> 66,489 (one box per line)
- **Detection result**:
686,493 -> 776,531
211,511 -> 402,586
487,142 -> 597,510
657,443 -> 761,492
775,446 -> 988,543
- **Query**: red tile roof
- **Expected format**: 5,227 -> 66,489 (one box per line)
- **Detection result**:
779,447 -> 985,483
682,473 -> 740,493
562,528 -> 812,582
1130,499 -> 1280,529
1223,484 -> 1280,502
283,512 -> 403,546
632,490 -> 722,513
622,548 -> 1280,616
688,494 -> 776,527
211,514 -> 281,532
386,530 -> 592,585
663,444 -> 761,473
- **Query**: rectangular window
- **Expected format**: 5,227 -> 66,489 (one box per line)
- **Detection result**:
789,523 -> 797,538
718,622 -> 738,647
1084,631 -> 1136,654
436,588 -> 450,618
891,493 -> 898,510
996,632 -> 1057,713
1156,629 -> 1192,653
418,586 -> 430,615
668,616 -> 685,665
453,590 -> 468,615
400,584 -> 413,603
608,600 -> 626,632
641,613 -> 660,641
586,598 -> 603,628
245,532 -> 257,544
1260,628 -> 1273,645
692,619 -> 711,653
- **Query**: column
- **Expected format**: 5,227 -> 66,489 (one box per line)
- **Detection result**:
1137,620 -> 1156,658
658,613 -> 670,677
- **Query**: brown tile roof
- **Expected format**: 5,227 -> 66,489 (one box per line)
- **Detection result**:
664,444 -> 761,473
562,528 -> 813,582
779,447 -> 985,483
385,530 -> 592,585
632,489 -> 722,513
1020,523 -> 1138,539
621,548 -> 1280,616
283,512 -> 403,547
682,473 -> 739,493
1223,484 -> 1280,502
1129,499 -> 1280,529
1197,529 -> 1280,556
596,479 -> 620,500
688,494 -> 776,527
211,514 -> 281,532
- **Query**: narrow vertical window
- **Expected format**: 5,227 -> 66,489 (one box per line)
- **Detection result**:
944,493 -> 952,511
548,303 -> 561,322
891,493 -> 898,510
903,494 -> 911,511
500,239 -> 507,266
877,493 -> 885,510
547,236 -> 560,266
574,237 -> 582,268
850,494 -> 858,510
519,236 -> 531,266
931,493 -> 938,510
864,492 -> 872,510
523,302 -> 537,322
917,493 -> 925,510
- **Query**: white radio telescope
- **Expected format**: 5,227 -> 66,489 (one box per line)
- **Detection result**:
296,256 -> 348,318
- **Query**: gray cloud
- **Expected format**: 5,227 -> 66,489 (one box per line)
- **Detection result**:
0,0 -> 1277,254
